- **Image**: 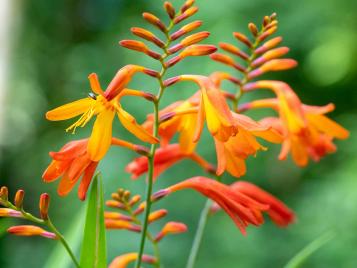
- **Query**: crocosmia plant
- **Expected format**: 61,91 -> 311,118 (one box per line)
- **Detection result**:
0,1 -> 349,267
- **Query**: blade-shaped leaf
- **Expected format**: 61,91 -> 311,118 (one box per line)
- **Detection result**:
80,173 -> 107,268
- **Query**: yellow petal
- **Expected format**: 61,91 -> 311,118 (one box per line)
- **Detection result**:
46,98 -> 94,121
117,106 -> 159,144
307,114 -> 349,140
88,108 -> 115,161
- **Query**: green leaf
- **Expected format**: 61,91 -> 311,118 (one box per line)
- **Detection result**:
284,231 -> 335,268
80,173 -> 107,268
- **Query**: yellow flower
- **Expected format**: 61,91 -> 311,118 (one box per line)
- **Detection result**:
46,65 -> 158,161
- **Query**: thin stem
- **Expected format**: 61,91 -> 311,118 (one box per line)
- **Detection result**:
185,199 -> 212,268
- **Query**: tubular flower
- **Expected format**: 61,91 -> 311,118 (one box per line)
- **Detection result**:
165,75 -> 238,142
243,81 -> 349,166
215,112 -> 283,178
143,92 -> 200,153
156,176 -> 281,235
109,253 -> 156,268
212,181 -> 295,227
43,138 -> 143,200
126,144 -> 214,179
46,65 -> 158,161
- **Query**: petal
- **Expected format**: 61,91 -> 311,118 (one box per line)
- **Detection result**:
42,160 -> 70,182
214,139 -> 226,176
88,108 -> 115,161
88,73 -> 104,95
46,98 -> 94,121
306,113 -> 349,139
57,171 -> 81,197
117,106 -> 159,144
193,95 -> 205,142
78,161 -> 98,200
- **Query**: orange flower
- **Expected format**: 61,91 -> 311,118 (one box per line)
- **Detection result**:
212,181 -> 295,227
43,138 -> 144,200
215,112 -> 283,177
7,225 -> 57,239
154,176 -> 291,235
109,253 -> 156,268
126,144 -> 214,179
243,81 -> 349,166
164,75 -> 238,142
46,65 -> 158,161
154,221 -> 188,242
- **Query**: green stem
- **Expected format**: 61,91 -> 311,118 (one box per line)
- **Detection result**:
185,199 -> 212,268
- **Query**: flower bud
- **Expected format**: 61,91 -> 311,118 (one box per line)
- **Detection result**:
109,253 -> 156,268
14,190 -> 24,208
251,47 -> 289,67
181,0 -> 195,13
210,53 -> 245,72
248,22 -> 259,37
258,26 -> 277,42
168,31 -> 210,54
0,186 -> 9,202
130,27 -> 165,48
105,220 -> 141,232
0,208 -> 23,218
154,221 -> 188,242
142,12 -> 167,32
233,32 -> 252,48
174,6 -> 198,24
129,195 -> 141,206
104,211 -> 132,221
106,200 -> 126,209
248,59 -> 297,79
123,190 -> 131,201
255,36 -> 282,54
133,202 -> 146,215
151,189 -> 171,202
219,42 -> 249,60
170,20 -> 202,41
119,40 -> 161,60
163,76 -> 182,87
148,209 -> 168,223
39,193 -> 50,220
263,15 -> 270,26
180,44 -> 217,57
8,225 -> 57,239
164,2 -> 176,19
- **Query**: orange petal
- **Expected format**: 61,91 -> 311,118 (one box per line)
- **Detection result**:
88,73 -> 104,95
78,161 -> 98,200
42,160 -> 71,182
214,139 -> 226,176
88,108 -> 115,161
306,113 -> 349,140
46,98 -> 94,121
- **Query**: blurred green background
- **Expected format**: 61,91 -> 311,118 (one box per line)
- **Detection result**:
0,0 -> 356,267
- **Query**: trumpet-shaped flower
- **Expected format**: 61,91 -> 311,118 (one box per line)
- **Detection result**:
46,65 -> 158,161
126,144 -> 214,179
243,81 -> 349,166
43,138 -> 144,200
215,112 -> 283,177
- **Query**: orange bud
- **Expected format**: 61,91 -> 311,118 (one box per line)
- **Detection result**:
0,208 -> 23,218
106,200 -> 126,209
233,32 -> 252,48
219,42 -> 249,60
148,209 -> 168,223
263,15 -> 270,27
265,20 -> 278,31
181,0 -> 195,13
14,190 -> 24,208
248,59 -> 297,79
129,195 -> 141,206
168,31 -> 210,54
0,186 -> 8,202
39,193 -> 50,220
130,27 -> 165,48
123,190 -> 131,201
248,22 -> 258,37
155,221 -> 188,242
180,44 -> 217,57
109,253 -> 156,268
210,53 -> 245,72
258,26 -> 277,42
174,6 -> 198,24
105,220 -> 141,232
270,12 -> 277,21
164,1 -> 176,19
251,47 -> 289,67
119,40 -> 161,60
142,12 -> 167,32
170,20 -> 202,41
133,202 -> 146,215
8,225 -> 57,239
255,36 -> 282,54
104,211 -> 132,221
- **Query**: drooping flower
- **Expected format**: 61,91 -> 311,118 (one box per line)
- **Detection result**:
126,144 -> 214,179
211,181 -> 295,227
164,75 -> 238,142
46,65 -> 158,161
215,112 -> 283,177
243,81 -> 349,166
109,253 -> 156,268
154,176 -> 294,234
43,138 -> 145,200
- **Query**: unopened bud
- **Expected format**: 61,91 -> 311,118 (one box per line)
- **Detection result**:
104,211 -> 132,221
143,68 -> 160,78
142,12 -> 167,33
255,36 -> 282,54
248,23 -> 259,37
248,59 -> 297,79
134,202 -> 146,215
258,26 -> 277,42
180,44 -> 217,57
130,27 -> 165,48
170,20 -> 202,41
119,40 -> 161,60
233,32 -> 252,48
39,193 -> 50,220
148,209 -> 168,223
219,42 -> 249,60
129,195 -> 141,206
8,225 -> 57,239
164,2 -> 176,19
155,221 -> 188,242
174,6 -> 198,24
0,186 -> 9,202
181,0 -> 195,13
151,189 -> 171,202
210,53 -> 245,72
163,76 -> 182,87
263,15 -> 270,27
105,220 -> 141,232
14,190 -> 24,208
251,47 -> 289,67
270,12 -> 277,21
0,208 -> 23,218
123,190 -> 131,201
106,200 -> 126,209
